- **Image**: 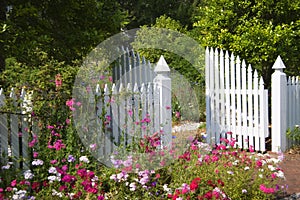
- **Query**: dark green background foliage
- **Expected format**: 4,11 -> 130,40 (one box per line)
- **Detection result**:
0,0 -> 300,122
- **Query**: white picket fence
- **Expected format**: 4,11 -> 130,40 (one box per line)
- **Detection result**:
271,56 -> 300,152
205,47 -> 269,152
113,47 -> 156,87
0,88 -> 32,169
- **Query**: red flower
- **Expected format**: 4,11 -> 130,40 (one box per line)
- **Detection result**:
256,160 -> 263,168
190,177 -> 201,191
217,179 -> 224,187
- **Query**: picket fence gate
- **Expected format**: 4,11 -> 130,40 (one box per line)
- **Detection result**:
0,88 -> 33,169
205,47 -> 269,152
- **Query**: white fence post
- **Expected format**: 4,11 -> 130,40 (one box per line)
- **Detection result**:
271,56 -> 287,152
154,56 -> 172,148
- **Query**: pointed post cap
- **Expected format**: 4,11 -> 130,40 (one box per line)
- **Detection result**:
272,56 -> 286,70
154,55 -> 170,74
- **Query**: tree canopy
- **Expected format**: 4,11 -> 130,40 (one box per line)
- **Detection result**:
192,0 -> 300,88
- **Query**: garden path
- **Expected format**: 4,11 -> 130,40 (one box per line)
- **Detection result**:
276,148 -> 300,199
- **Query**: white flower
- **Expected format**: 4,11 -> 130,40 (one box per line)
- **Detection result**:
1,164 -> 10,170
110,174 -> 117,181
48,175 -> 60,183
259,174 -> 263,178
275,171 -> 285,179
32,159 -> 44,166
48,167 -> 57,174
233,160 -> 239,166
244,166 -> 250,170
79,156 -> 90,163
268,165 -> 276,171
163,184 -> 172,192
24,170 -> 34,180
129,182 -> 136,191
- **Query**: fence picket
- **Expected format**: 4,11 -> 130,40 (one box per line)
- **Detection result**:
219,50 -> 225,139
224,51 -> 231,141
247,64 -> 254,149
253,70 -> 260,150
230,52 -> 236,145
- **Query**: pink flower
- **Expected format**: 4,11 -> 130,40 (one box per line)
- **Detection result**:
259,184 -> 275,194
166,106 -> 171,110
249,145 -> 254,152
11,180 -> 17,187
98,195 -> 105,200
256,160 -> 263,168
55,74 -> 62,89
50,160 -> 58,164
128,110 -> 133,117
108,76 -> 113,82
66,118 -> 71,125
66,99 -> 75,110
33,152 -> 38,158
175,111 -> 180,119
62,165 -> 68,171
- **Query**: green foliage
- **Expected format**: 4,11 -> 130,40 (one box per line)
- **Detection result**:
192,0 -> 300,88
287,126 -> 300,142
118,0 -> 200,29
0,0 -> 128,67
132,15 -> 206,122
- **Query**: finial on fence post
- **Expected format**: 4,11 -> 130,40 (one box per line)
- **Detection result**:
154,56 -> 170,76
272,56 -> 286,72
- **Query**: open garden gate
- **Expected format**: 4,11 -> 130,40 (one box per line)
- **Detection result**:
205,47 -> 269,152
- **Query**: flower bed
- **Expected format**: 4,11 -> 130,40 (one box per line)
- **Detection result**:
0,129 -> 287,200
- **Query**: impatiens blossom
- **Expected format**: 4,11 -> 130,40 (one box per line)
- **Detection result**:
24,170 -> 34,180
79,156 -> 90,163
259,184 -> 275,194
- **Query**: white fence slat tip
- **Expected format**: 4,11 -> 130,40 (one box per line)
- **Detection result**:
288,77 -> 291,84
236,56 -> 241,64
205,47 -> 209,54
242,60 -> 246,68
139,83 -> 144,93
112,84 -> 117,95
104,84 -> 110,94
95,84 -> 101,95
220,49 -> 224,56
133,83 -> 139,93
119,83 -> 124,92
225,50 -> 229,58
254,70 -> 258,78
259,77 -> 264,85
126,83 -> 131,92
